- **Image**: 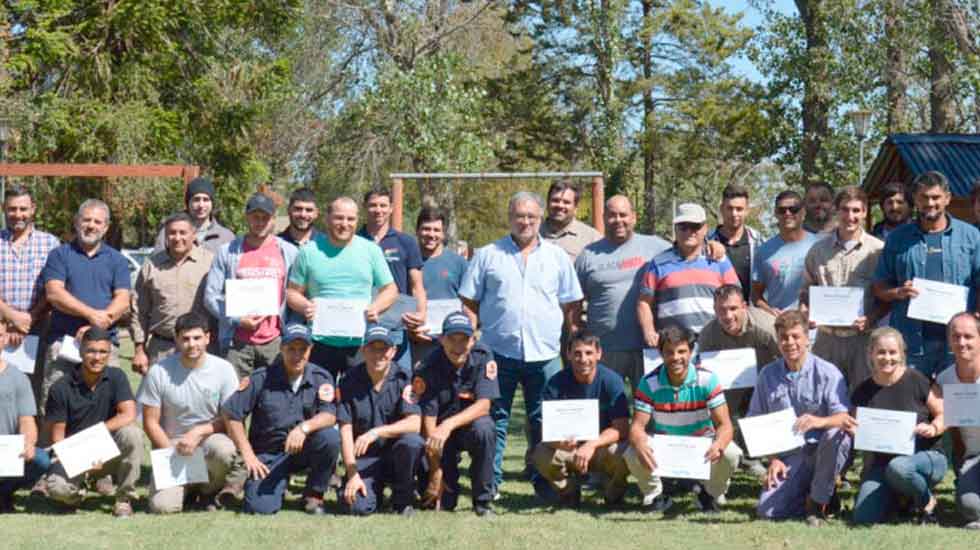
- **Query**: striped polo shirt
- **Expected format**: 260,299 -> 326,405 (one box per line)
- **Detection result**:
639,248 -> 739,334
633,362 -> 725,436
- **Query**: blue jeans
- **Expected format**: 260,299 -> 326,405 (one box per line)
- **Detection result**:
907,338 -> 952,380
0,447 -> 51,499
853,450 -> 947,524
491,355 -> 561,489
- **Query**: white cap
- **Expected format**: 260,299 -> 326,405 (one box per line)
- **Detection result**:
673,203 -> 707,225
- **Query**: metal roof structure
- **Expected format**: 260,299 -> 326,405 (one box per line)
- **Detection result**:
863,133 -> 980,198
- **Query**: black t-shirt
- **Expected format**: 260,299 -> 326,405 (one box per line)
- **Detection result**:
851,368 -> 938,465
715,227 -> 751,300
45,366 -> 135,436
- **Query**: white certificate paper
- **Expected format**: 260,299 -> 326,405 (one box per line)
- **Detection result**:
699,348 -> 757,389
2,335 -> 39,374
378,294 -> 418,330
424,299 -> 463,336
0,435 -> 25,477
312,298 -> 369,338
854,407 -> 916,456
151,447 -> 209,490
51,422 -> 121,478
57,335 -> 82,364
225,279 -> 279,317
648,435 -> 711,480
542,399 -> 600,442
907,278 -> 969,325
809,286 -> 864,327
643,349 -> 663,375
943,384 -> 980,427
738,408 -> 805,458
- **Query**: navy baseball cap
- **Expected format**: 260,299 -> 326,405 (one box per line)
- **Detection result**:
282,324 -> 312,345
245,192 -> 277,215
364,323 -> 395,346
442,312 -> 474,337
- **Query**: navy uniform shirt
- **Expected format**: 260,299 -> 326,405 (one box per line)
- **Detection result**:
417,344 -> 500,423
222,360 -> 336,455
337,363 -> 420,441
357,226 -> 423,295
46,366 -> 134,436
541,364 -> 629,431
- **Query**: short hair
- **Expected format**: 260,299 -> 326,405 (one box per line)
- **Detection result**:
774,310 -> 808,335
805,181 -> 834,197
569,329 -> 602,351
774,190 -> 802,206
288,187 -> 317,207
76,198 -> 111,223
81,327 -> 112,345
911,171 -> 950,195
416,206 -> 447,230
833,186 -> 868,209
657,325 -> 695,353
713,284 -> 745,304
327,196 -> 357,216
879,181 -> 909,206
949,311 -> 980,337
547,179 -> 581,204
721,184 -> 749,202
163,211 -> 195,229
175,312 -> 211,335
362,185 -> 391,205
868,327 -> 907,364
3,185 -> 33,204
508,191 -> 544,215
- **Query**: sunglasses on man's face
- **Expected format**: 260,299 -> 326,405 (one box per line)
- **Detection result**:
676,222 -> 704,232
775,205 -> 803,215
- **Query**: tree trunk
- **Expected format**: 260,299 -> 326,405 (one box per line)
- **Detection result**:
929,0 -> 956,132
884,0 -> 908,133
640,0 -> 657,232
796,0 -> 830,185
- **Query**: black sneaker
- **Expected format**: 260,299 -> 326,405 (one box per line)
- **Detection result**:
696,488 -> 720,514
474,504 -> 495,518
918,509 -> 939,526
644,494 -> 673,514
557,486 -> 582,509
0,493 -> 14,513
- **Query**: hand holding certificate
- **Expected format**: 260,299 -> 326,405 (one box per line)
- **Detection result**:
907,278 -> 969,325
312,298 -> 369,339
643,349 -> 663,375
542,399 -> 599,442
943,384 -> 980,427
378,294 -> 418,330
0,435 -> 25,477
738,408 -> 805,458
151,447 -> 209,490
854,407 -> 916,456
2,335 -> 39,374
51,422 -> 120,478
809,286 -> 864,327
424,299 -> 463,336
699,348 -> 757,389
56,335 -> 82,364
225,279 -> 280,317
647,435 -> 711,480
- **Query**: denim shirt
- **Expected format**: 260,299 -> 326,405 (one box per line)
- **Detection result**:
874,215 -> 980,355
204,236 -> 299,352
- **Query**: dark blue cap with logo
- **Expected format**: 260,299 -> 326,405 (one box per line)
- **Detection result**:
282,323 -> 312,345
364,323 -> 395,346
245,192 -> 277,215
441,312 -> 473,337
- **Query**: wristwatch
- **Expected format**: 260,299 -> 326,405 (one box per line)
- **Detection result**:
300,422 -> 311,435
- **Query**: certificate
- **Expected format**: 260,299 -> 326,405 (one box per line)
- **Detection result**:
57,335 -> 82,364
378,294 -> 418,330
943,384 -> 980,427
312,298 -> 369,339
51,422 -> 121,478
648,435 -> 711,480
699,348 -> 757,389
809,286 -> 864,327
907,278 -> 969,325
225,279 -> 279,317
150,447 -> 209,490
738,408 -> 805,458
542,399 -> 599,442
854,407 -> 916,456
2,335 -> 39,374
0,435 -> 24,478
643,349 -> 663,375
424,299 -> 463,335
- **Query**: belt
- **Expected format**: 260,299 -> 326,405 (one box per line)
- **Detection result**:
150,333 -> 175,343
817,326 -> 861,338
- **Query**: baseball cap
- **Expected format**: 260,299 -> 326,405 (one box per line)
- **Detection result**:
673,203 -> 707,225
442,312 -> 474,337
364,323 -> 395,346
282,323 -> 312,345
245,193 -> 277,215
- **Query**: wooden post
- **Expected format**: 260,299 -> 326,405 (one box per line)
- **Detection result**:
591,175 -> 605,235
182,165 -> 200,196
392,177 -> 404,231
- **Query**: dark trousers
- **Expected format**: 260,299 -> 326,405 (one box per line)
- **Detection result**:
433,416 -> 496,510
309,342 -> 360,381
341,434 -> 425,516
243,428 -> 340,515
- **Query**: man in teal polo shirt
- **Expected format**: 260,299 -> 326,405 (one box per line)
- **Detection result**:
286,196 -> 398,379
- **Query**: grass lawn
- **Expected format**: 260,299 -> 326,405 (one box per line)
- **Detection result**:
5,338 -> 979,549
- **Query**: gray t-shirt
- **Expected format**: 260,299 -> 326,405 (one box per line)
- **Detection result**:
140,353 -> 238,439
0,364 -> 36,435
937,365 -> 980,457
422,249 -> 468,300
575,233 -> 671,351
752,232 -> 820,310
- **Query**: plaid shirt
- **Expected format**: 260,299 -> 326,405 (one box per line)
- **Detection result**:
0,227 -> 60,312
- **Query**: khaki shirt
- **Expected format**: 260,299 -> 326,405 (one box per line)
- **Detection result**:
540,218 -> 601,261
698,306 -> 780,368
131,245 -> 214,343
801,230 -> 884,320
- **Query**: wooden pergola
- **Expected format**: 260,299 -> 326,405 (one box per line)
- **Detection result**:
0,163 -> 200,186
388,171 -> 606,233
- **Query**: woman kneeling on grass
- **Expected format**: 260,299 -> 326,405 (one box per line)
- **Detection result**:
849,327 -> 947,525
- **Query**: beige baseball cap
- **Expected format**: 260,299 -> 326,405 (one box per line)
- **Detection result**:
673,203 -> 707,225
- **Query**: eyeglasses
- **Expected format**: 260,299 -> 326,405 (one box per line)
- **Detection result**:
675,222 -> 704,232
775,205 -> 803,215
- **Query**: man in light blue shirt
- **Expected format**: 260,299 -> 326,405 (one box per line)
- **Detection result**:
752,190 -> 820,316
459,191 -> 583,496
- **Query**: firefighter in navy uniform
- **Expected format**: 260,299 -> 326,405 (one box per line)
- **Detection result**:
417,312 -> 500,517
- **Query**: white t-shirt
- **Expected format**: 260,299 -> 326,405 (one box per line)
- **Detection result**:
140,353 -> 238,439
937,365 -> 980,457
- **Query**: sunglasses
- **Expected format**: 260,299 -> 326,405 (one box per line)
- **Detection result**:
676,222 -> 704,232
775,205 -> 803,215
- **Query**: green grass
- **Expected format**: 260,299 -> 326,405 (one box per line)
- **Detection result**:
5,338 -> 979,549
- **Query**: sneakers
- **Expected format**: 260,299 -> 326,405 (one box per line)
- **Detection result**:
643,494 -> 673,514
964,520 -> 980,530
696,487 -> 720,514
95,475 -> 116,497
474,503 -> 495,518
398,505 -> 416,517
112,500 -> 133,518
30,478 -> 49,498
304,495 -> 326,516
742,458 -> 768,478
0,493 -> 14,513
557,486 -> 582,509
215,483 -> 243,510
918,509 -> 939,526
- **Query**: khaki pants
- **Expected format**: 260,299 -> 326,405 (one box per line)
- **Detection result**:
47,424 -> 143,505
812,330 -> 870,393
624,438 -> 741,503
226,337 -> 281,379
532,441 -> 630,504
148,433 -> 239,514
602,351 -> 645,392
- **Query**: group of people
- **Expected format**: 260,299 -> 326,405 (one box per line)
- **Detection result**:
2,171 -> 980,529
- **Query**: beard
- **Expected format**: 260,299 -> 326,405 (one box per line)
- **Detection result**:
77,228 -> 106,246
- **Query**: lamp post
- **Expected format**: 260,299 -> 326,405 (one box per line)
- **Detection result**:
848,110 -> 872,186
0,117 -> 10,229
